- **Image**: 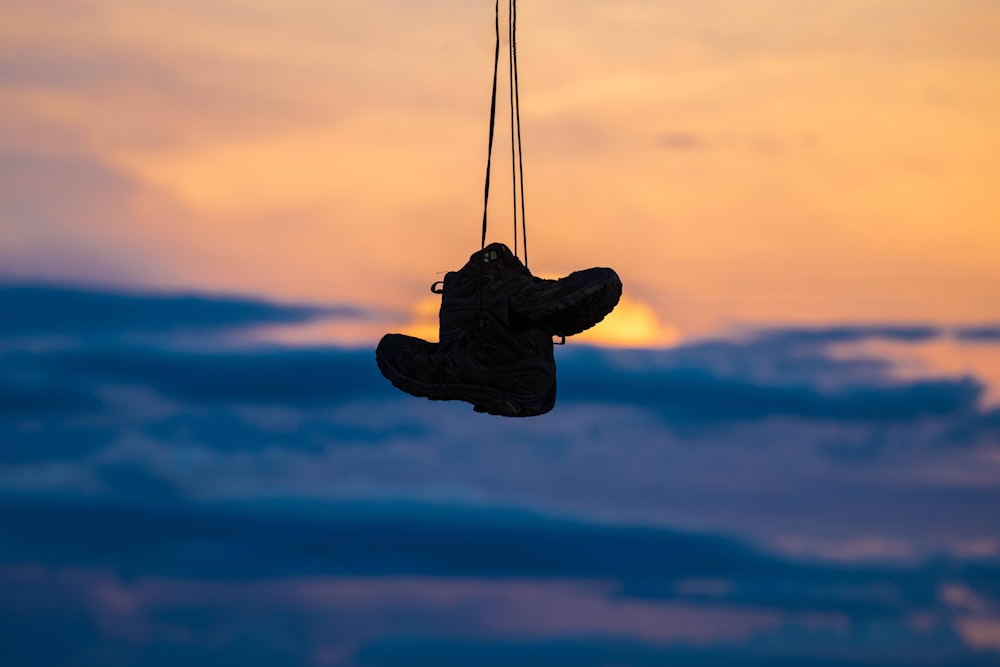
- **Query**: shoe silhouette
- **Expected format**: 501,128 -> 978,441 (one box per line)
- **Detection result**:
376,243 -> 621,417
376,304 -> 555,417
435,243 -> 622,344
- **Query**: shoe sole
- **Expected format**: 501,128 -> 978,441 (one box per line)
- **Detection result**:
375,346 -> 555,417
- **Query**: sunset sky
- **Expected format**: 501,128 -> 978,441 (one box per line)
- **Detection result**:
2,1 -> 1000,666
5,0 -> 999,339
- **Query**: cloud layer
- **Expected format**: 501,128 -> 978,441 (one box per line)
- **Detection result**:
2,283 -> 999,665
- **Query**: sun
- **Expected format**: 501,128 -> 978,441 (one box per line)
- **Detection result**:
403,293 -> 679,349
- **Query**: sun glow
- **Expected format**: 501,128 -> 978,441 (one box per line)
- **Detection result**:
572,294 -> 681,348
400,292 -> 678,349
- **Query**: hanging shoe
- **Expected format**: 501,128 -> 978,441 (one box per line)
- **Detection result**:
375,308 -> 556,417
434,243 -> 622,344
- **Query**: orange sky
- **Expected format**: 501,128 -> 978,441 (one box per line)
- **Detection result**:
3,0 -> 999,345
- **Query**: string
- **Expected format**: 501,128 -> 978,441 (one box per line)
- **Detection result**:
481,0 -> 527,269
509,0 -> 518,260
480,0 -> 501,252
510,0 -> 528,268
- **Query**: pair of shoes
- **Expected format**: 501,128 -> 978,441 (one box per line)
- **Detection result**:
376,243 -> 622,417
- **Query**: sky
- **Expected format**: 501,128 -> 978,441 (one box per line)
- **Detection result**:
2,1 -> 1000,665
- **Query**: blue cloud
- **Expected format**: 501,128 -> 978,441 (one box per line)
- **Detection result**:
2,497 -> 995,613
559,346 -> 982,422
3,284 -> 1000,666
0,376 -> 98,416
0,284 -> 369,338
0,418 -> 112,465
358,638 -> 997,667
0,283 -> 988,423
956,326 -> 1000,341
35,344 -> 391,405
3,335 -> 984,422
0,498 -> 778,580
755,326 -> 943,344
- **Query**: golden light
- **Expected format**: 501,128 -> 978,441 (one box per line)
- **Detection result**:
572,294 -> 681,348
401,291 -> 679,349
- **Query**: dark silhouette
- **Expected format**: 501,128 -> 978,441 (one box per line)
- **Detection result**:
376,243 -> 621,416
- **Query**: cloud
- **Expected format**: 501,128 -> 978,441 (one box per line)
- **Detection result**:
756,326 -> 944,345
0,152 -> 132,227
1,495 -> 996,667
357,637 -> 997,667
33,345 -> 390,406
2,497 -> 996,614
0,420 -> 112,466
586,367 -> 979,422
957,327 -> 1000,342
657,131 -> 708,151
0,498 -> 778,581
1,289 -> 984,422
956,617 -> 1000,652
0,377 -> 99,416
0,150 -> 150,285
3,284 -> 1000,665
0,284 -> 366,339
3,287 -> 999,545
0,283 -> 391,412
559,339 -> 984,423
